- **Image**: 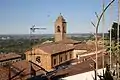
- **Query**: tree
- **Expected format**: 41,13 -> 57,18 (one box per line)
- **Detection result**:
108,22 -> 120,43
107,22 -> 120,68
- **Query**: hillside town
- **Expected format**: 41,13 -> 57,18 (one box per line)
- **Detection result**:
0,13 -> 109,80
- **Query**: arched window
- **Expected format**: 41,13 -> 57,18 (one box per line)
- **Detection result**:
57,26 -> 61,32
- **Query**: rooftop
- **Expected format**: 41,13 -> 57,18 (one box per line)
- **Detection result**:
0,60 -> 46,80
37,42 -> 74,54
26,42 -> 74,55
74,42 -> 87,50
0,67 -> 22,80
56,38 -> 81,44
11,60 -> 45,76
0,53 -> 21,62
74,42 -> 103,52
55,53 -> 108,77
56,13 -> 66,22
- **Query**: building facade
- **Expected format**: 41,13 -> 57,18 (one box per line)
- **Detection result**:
0,53 -> 21,67
26,43 -> 74,71
25,14 -> 103,72
25,14 -> 77,71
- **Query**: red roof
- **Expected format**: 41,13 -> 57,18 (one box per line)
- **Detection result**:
0,53 -> 21,62
55,54 -> 108,76
26,42 -> 74,55
74,42 -> 103,52
56,38 -> 81,44
12,60 -> 44,76
0,60 -> 45,80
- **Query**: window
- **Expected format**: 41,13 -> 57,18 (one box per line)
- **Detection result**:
57,26 -> 61,32
60,57 -> 62,62
36,56 -> 41,63
53,58 -> 57,65
65,54 -> 67,60
70,53 -> 72,58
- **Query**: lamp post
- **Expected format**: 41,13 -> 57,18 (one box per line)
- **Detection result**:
102,0 -> 105,73
91,0 -> 115,79
109,0 -> 113,71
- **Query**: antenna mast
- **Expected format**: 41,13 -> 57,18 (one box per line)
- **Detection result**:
30,25 -> 46,78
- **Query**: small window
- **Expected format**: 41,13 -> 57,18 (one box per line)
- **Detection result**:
70,53 -> 72,59
60,57 -> 62,62
53,58 -> 56,65
65,54 -> 67,60
57,26 -> 61,32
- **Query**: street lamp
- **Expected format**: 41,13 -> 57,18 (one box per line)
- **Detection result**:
91,0 -> 115,80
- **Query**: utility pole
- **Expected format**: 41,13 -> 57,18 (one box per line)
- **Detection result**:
109,0 -> 113,71
117,0 -> 120,79
30,25 -> 46,78
102,0 -> 105,73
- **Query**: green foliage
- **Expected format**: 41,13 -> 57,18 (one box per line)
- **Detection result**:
70,35 -> 94,41
108,22 -> 120,42
107,22 -> 120,62
0,37 -> 54,59
106,41 -> 117,57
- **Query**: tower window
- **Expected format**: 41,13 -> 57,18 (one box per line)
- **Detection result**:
57,26 -> 61,32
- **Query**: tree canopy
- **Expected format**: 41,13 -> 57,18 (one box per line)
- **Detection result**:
108,22 -> 120,42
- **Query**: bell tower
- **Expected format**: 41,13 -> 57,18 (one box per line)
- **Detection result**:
54,14 -> 67,42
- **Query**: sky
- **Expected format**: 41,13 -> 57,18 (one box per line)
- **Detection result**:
0,0 -> 118,34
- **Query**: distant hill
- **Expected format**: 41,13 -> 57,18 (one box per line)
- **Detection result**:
0,33 -> 108,40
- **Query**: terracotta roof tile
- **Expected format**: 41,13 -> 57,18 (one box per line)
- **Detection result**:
74,43 -> 87,50
11,60 -> 44,76
55,54 -> 108,76
56,39 -> 81,44
0,60 -> 45,80
0,67 -> 22,80
33,43 -> 74,54
74,42 -> 103,52
0,53 -> 21,62
40,43 -> 74,54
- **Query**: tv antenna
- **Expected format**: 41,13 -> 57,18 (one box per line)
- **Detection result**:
29,25 -> 46,77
